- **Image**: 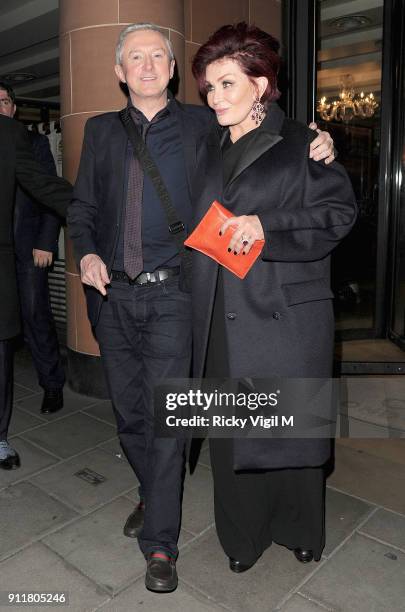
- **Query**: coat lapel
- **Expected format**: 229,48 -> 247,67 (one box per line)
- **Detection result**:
225,102 -> 285,186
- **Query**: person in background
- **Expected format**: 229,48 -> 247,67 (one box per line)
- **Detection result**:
0,82 -> 65,414
0,113 -> 71,470
190,22 -> 357,572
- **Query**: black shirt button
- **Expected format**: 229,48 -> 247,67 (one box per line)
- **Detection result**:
272,312 -> 281,320
226,312 -> 237,320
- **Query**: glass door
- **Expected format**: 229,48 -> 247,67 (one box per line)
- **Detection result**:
315,0 -> 384,339
388,0 -> 405,350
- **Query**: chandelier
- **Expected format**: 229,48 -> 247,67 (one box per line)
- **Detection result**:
317,75 -> 378,123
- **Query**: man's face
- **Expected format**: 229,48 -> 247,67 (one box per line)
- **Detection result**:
114,30 -> 175,103
0,88 -> 16,117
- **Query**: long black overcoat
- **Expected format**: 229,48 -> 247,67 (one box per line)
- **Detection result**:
191,103 -> 357,470
0,115 -> 70,340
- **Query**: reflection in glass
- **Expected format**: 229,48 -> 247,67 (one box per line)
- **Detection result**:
316,0 -> 384,336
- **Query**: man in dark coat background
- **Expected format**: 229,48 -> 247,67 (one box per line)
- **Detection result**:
0,82 -> 65,416
0,111 -> 71,470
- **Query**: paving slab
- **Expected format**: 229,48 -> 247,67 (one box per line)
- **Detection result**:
344,377 -> 405,431
177,528 -> 315,611
359,508 -> 405,551
0,542 -> 109,611
337,438 -> 405,466
32,448 -> 137,513
301,533 -> 405,612
13,382 -> 41,401
21,412 -> 115,459
44,497 -> 146,595
324,487 -> 373,556
328,444 -> 405,513
99,576 -> 226,611
8,406 -> 46,436
98,437 -> 125,458
280,594 -> 332,611
16,386 -> 99,420
0,482 -> 78,560
82,400 -> 116,425
181,463 -> 215,535
0,437 -> 59,488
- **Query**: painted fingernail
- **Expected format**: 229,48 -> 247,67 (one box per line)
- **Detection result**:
219,231 -> 222,236
242,252 -> 246,255
228,248 -> 231,252
233,251 -> 237,255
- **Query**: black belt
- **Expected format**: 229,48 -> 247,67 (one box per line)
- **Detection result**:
111,267 -> 180,285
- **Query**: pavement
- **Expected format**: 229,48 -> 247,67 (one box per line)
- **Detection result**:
1,347 -> 405,611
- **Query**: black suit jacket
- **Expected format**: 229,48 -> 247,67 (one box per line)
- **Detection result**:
191,103 -> 357,470
67,100 -> 215,328
0,115 -> 71,340
14,131 -> 61,260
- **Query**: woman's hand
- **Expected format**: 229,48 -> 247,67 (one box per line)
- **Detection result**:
308,122 -> 334,164
219,215 -> 265,255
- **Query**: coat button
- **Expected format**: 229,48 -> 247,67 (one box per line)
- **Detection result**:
272,312 -> 281,320
226,312 -> 237,320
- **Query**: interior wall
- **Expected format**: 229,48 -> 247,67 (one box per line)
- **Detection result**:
184,0 -> 282,104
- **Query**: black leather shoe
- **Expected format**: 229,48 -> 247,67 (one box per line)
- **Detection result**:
145,551 -> 178,593
229,557 -> 257,573
123,501 -> 145,538
294,548 -> 314,563
41,388 -> 63,414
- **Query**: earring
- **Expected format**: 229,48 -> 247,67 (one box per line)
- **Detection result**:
251,97 -> 265,125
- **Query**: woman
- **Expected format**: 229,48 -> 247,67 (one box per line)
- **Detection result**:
190,23 -> 357,571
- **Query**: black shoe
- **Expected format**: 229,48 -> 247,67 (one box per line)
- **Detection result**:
123,501 -> 145,538
229,557 -> 257,573
0,441 -> 21,470
145,551 -> 178,593
294,548 -> 314,563
41,388 -> 63,414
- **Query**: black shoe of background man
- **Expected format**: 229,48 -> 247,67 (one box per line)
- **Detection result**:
41,388 -> 64,414
145,551 -> 178,593
0,441 -> 21,470
123,501 -> 145,538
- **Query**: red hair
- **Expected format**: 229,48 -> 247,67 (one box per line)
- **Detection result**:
192,22 -> 281,107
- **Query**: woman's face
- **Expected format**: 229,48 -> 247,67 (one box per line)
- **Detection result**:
205,58 -> 265,133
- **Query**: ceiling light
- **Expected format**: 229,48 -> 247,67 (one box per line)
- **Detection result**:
1,73 -> 36,83
330,15 -> 372,31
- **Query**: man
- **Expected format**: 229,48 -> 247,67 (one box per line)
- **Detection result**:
67,23 -> 334,593
0,82 -> 65,415
0,113 -> 71,470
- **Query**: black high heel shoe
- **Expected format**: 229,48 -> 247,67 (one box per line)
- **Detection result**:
293,548 -> 314,563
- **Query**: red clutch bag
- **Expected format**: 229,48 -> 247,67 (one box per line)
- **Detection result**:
184,200 -> 265,279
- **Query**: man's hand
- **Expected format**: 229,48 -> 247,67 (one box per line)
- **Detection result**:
80,254 -> 110,296
308,122 -> 335,164
33,249 -> 53,268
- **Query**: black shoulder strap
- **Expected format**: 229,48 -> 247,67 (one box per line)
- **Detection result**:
119,107 -> 192,284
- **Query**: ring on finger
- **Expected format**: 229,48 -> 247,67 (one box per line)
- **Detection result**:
241,234 -> 249,245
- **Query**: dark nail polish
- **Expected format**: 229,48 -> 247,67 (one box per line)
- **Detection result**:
242,252 -> 246,255
228,248 -> 231,252
233,251 -> 237,255
219,231 -> 222,236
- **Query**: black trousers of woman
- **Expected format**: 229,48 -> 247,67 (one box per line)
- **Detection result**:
205,271 -> 326,565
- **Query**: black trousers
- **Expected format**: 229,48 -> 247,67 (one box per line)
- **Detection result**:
0,339 -> 13,441
206,271 -> 326,564
95,277 -> 191,558
16,259 -> 64,390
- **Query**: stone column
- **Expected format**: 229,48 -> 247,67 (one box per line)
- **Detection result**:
60,0 -> 185,396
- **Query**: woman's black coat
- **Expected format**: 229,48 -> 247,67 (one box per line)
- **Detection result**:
0,115 -> 71,340
191,103 -> 357,471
